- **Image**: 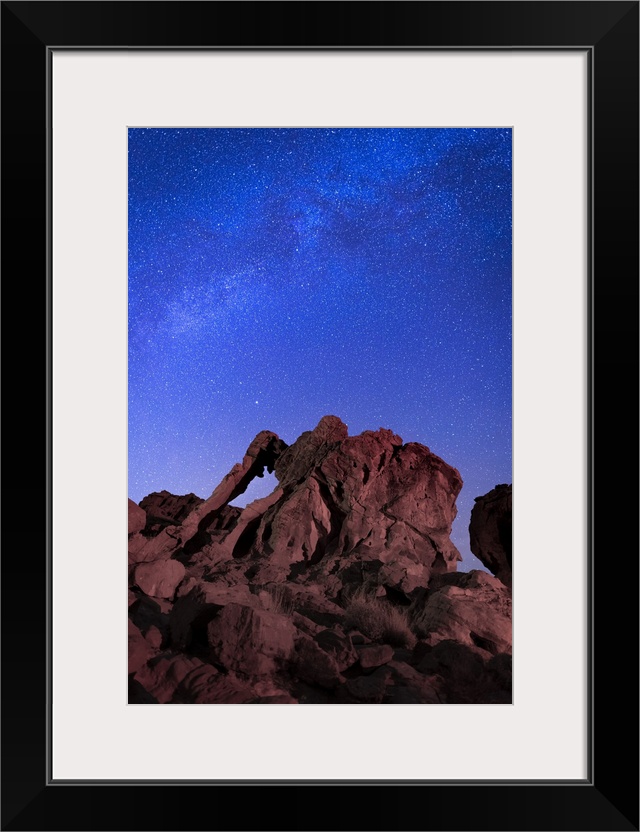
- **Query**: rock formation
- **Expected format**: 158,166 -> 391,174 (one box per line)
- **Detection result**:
469,483 -> 512,587
128,416 -> 512,704
139,490 -> 204,534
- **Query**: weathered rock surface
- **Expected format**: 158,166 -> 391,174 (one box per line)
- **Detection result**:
384,660 -> 442,703
178,430 -> 288,551
314,629 -> 358,671
128,499 -> 146,536
237,416 -> 463,594
344,669 -> 391,703
133,654 -> 205,703
128,620 -> 154,674
128,594 -> 173,645
415,641 -> 512,704
128,417 -> 511,704
171,664 -> 256,704
139,490 -> 204,532
469,484 -> 512,587
133,559 -> 185,600
294,634 -> 344,689
127,526 -> 182,565
414,570 -> 512,655
207,604 -> 297,677
169,581 -> 259,650
357,643 -> 394,669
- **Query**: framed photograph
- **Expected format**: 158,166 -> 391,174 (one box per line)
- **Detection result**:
2,2 -> 638,830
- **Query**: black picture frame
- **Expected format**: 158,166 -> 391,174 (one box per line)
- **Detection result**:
2,2 -> 638,830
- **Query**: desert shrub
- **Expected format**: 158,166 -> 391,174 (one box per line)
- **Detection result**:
265,583 -> 295,616
343,586 -> 416,648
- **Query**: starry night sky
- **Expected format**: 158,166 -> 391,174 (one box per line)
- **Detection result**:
129,128 -> 511,571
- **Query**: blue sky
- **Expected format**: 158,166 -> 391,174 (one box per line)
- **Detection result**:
128,128 -> 512,570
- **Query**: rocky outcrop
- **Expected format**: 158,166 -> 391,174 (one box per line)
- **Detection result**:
128,499 -> 146,536
469,483 -> 512,587
178,430 -> 288,548
207,604 -> 297,677
213,415 -> 463,594
127,430 -> 287,567
139,490 -> 204,533
133,559 -> 186,600
412,570 -> 512,655
128,417 -> 512,705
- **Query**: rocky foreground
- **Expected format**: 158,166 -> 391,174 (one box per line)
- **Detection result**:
128,416 -> 512,704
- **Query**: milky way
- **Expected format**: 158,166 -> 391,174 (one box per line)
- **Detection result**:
128,128 -> 511,571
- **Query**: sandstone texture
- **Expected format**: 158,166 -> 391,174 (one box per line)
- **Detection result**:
469,483 -> 512,587
128,417 -> 512,704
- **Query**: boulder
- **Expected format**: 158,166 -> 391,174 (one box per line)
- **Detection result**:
414,570 -> 512,655
469,484 -> 512,587
252,694 -> 298,704
314,629 -> 358,671
128,527 -> 182,564
133,559 -> 185,600
357,643 -> 394,669
384,660 -> 442,703
144,625 -> 164,650
128,595 -> 172,643
169,582 -> 258,650
344,668 -> 392,703
133,654 -> 204,703
207,604 -> 297,677
416,641 -> 512,704
244,416 -> 462,593
128,620 -> 154,674
171,664 -> 255,704
294,634 -> 344,690
128,676 -> 158,704
128,499 -> 146,536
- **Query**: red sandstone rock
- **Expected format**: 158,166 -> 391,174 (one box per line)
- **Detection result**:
344,668 -> 392,703
133,559 -> 185,600
243,416 -> 463,593
274,415 -> 349,487
357,643 -> 394,669
252,694 -> 298,704
128,620 -> 154,675
207,604 -> 297,677
314,629 -> 358,671
144,625 -> 164,650
128,499 -> 146,536
171,664 -> 256,704
414,570 -> 512,655
126,417 -> 512,704
133,654 -> 204,703
128,527 -> 182,564
139,490 -> 204,529
384,660 -> 442,703
415,640 -> 512,704
128,595 -> 173,644
417,640 -> 487,687
127,533 -> 148,564
291,612 -> 324,637
177,430 -> 287,548
169,582 -> 258,650
294,634 -> 344,689
469,484 -> 512,587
